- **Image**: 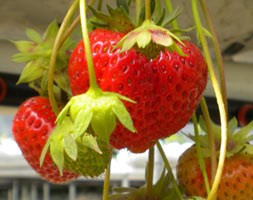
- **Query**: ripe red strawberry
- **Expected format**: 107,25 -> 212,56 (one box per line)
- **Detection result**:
177,145 -> 253,200
177,118 -> 253,199
68,28 -> 208,153
12,96 -> 78,183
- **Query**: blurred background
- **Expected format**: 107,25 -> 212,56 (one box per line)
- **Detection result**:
0,0 -> 253,199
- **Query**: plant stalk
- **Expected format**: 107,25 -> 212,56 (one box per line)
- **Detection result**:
192,112 -> 211,194
200,98 -> 217,182
199,0 -> 228,115
79,0 -> 99,90
156,141 -> 183,199
145,0 -> 151,20
192,0 -> 228,199
48,0 -> 79,115
102,160 -> 111,200
146,146 -> 154,199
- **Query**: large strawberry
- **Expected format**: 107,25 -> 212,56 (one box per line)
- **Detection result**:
68,27 -> 208,153
12,96 -> 78,183
176,118 -> 253,199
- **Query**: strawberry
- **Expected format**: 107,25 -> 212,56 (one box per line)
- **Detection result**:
176,118 -> 253,199
68,28 -> 208,153
12,96 -> 78,183
40,117 -> 112,178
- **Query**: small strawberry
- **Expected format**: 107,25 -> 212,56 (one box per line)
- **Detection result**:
68,27 -> 208,153
12,96 -> 78,183
40,117 -> 112,177
176,118 -> 253,199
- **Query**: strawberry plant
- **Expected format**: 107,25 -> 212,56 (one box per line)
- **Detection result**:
10,0 -> 250,199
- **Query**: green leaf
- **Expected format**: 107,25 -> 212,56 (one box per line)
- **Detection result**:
227,117 -> 238,134
56,101 -> 72,124
73,108 -> 93,139
12,40 -> 35,53
50,140 -> 64,175
44,20 -> 59,41
81,134 -> 102,154
112,100 -> 135,132
54,71 -> 72,96
64,134 -> 78,161
17,62 -> 44,84
91,109 -> 116,143
116,0 -> 129,13
26,28 -> 43,44
39,139 -> 51,167
11,52 -> 36,63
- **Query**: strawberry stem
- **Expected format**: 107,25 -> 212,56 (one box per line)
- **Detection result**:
48,0 -> 79,115
191,1 -> 228,200
156,141 -> 183,199
145,0 -> 151,20
192,112 -> 211,194
146,146 -> 154,199
60,15 -> 80,48
200,98 -> 217,182
199,0 -> 228,115
102,159 -> 111,200
79,0 -> 99,90
135,0 -> 142,24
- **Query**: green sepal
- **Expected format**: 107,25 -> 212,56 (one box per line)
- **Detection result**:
39,138 -> 51,167
17,61 -> 44,84
12,40 -> 35,53
26,28 -> 43,44
91,108 -> 116,143
81,134 -> 102,154
54,71 -> 72,96
44,20 -> 59,41
115,20 -> 184,57
112,99 -> 136,133
50,139 -> 64,175
88,5 -> 135,32
73,108 -> 93,139
64,134 -> 78,161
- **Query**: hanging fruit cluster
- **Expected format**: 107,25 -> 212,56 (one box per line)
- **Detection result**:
10,0 -> 253,199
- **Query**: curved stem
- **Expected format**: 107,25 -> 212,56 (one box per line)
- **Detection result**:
146,147 -> 154,199
80,0 -> 99,89
199,0 -> 228,115
60,15 -> 80,48
156,141 -> 183,200
48,0 -> 79,115
192,112 -> 210,194
192,1 -> 228,199
200,98 -> 217,182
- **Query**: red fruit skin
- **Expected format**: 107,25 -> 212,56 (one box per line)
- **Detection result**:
12,97 -> 78,183
177,145 -> 253,200
68,29 -> 208,153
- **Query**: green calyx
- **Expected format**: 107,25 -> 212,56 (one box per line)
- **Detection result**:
12,20 -> 76,96
56,87 -> 136,145
40,117 -> 104,175
193,117 -> 253,157
115,19 -> 185,59
88,4 -> 135,33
